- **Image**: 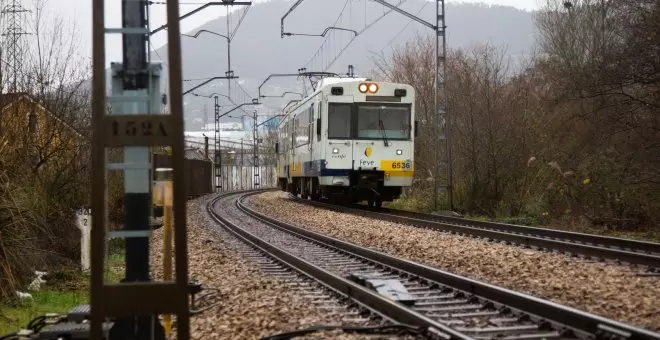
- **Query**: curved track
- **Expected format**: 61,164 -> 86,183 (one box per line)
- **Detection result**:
287,195 -> 660,269
209,189 -> 660,340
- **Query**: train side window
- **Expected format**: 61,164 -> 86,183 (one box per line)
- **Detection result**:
291,120 -> 295,149
316,104 -> 322,141
310,104 -> 315,145
295,109 -> 310,147
284,121 -> 289,152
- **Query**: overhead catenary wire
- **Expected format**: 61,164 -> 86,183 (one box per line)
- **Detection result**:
282,0 -> 408,80
148,0 -> 254,121
376,0 -> 430,55
148,1 -> 221,4
299,0 -> 351,70
229,6 -> 251,40
149,40 -> 169,68
306,0 -> 409,72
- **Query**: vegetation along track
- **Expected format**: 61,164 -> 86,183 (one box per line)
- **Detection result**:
289,196 -> 660,270
209,189 -> 660,340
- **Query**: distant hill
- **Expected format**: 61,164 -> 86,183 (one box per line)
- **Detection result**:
149,0 -> 537,129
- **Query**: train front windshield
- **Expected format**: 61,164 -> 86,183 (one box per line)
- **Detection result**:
356,105 -> 410,140
327,103 -> 412,140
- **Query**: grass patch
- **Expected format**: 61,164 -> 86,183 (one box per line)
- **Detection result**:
0,243 -> 126,335
104,252 -> 126,284
0,289 -> 87,335
384,196 -> 435,213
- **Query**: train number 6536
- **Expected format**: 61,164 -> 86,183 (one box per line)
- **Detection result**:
391,161 -> 412,169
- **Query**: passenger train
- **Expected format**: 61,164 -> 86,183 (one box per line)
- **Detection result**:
275,77 -> 416,207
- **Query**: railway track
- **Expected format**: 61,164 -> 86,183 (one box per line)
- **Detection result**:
287,195 -> 660,269
204,192 -> 413,338
209,189 -> 660,340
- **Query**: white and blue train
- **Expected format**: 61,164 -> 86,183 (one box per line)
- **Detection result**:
275,77 -> 416,207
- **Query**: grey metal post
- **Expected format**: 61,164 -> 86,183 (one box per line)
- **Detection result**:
226,10 -> 231,98
440,0 -> 452,211
228,39 -> 231,77
204,136 -> 209,159
434,0 -> 451,211
214,96 -> 222,191
253,110 -> 260,188
240,138 -> 243,189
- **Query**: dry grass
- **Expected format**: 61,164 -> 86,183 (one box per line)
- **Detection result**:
0,172 -> 49,301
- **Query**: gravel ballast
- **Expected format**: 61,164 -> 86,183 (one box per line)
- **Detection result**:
247,191 -> 660,332
148,196 -> 392,339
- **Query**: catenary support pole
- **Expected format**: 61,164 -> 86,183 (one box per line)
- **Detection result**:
204,135 -> 209,159
369,0 -> 452,211
253,110 -> 260,188
214,96 -> 221,191
436,0 -> 451,211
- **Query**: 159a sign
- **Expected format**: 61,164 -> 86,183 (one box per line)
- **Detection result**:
104,115 -> 172,146
112,120 -> 168,138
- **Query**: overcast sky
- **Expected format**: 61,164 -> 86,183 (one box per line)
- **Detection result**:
39,0 -> 539,65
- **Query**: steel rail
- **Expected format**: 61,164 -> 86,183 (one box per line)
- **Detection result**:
207,190 -> 467,339
289,197 -> 660,268
380,206 -> 660,254
238,191 -> 660,340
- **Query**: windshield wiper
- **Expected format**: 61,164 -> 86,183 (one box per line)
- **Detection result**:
378,119 -> 389,147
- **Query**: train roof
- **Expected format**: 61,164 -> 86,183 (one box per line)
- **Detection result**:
315,77 -> 368,89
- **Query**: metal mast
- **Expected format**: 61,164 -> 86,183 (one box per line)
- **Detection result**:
214,95 -> 221,191
435,0 -> 452,211
0,0 -> 30,92
252,109 -> 259,189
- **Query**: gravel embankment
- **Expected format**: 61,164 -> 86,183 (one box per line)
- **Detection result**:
148,196 -> 393,339
247,191 -> 660,332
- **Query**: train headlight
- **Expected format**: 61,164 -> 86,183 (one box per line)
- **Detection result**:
332,148 -> 339,154
368,83 -> 379,93
396,149 -> 403,155
358,83 -> 368,93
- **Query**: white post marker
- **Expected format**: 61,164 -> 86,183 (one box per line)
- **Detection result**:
76,207 -> 92,271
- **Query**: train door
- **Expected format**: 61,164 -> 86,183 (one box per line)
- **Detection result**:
353,103 -> 378,171
326,101 -> 353,171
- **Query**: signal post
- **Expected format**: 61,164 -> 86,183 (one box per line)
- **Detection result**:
91,0 -> 188,339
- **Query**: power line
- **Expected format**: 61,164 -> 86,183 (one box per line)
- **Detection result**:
229,6 -> 251,40
231,79 -> 254,99
148,1 -> 223,5
377,0 -> 430,55
301,0 -> 408,72
149,40 -> 169,68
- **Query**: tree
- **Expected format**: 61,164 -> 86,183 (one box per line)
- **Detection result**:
0,0 -> 92,301
535,0 -> 660,227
